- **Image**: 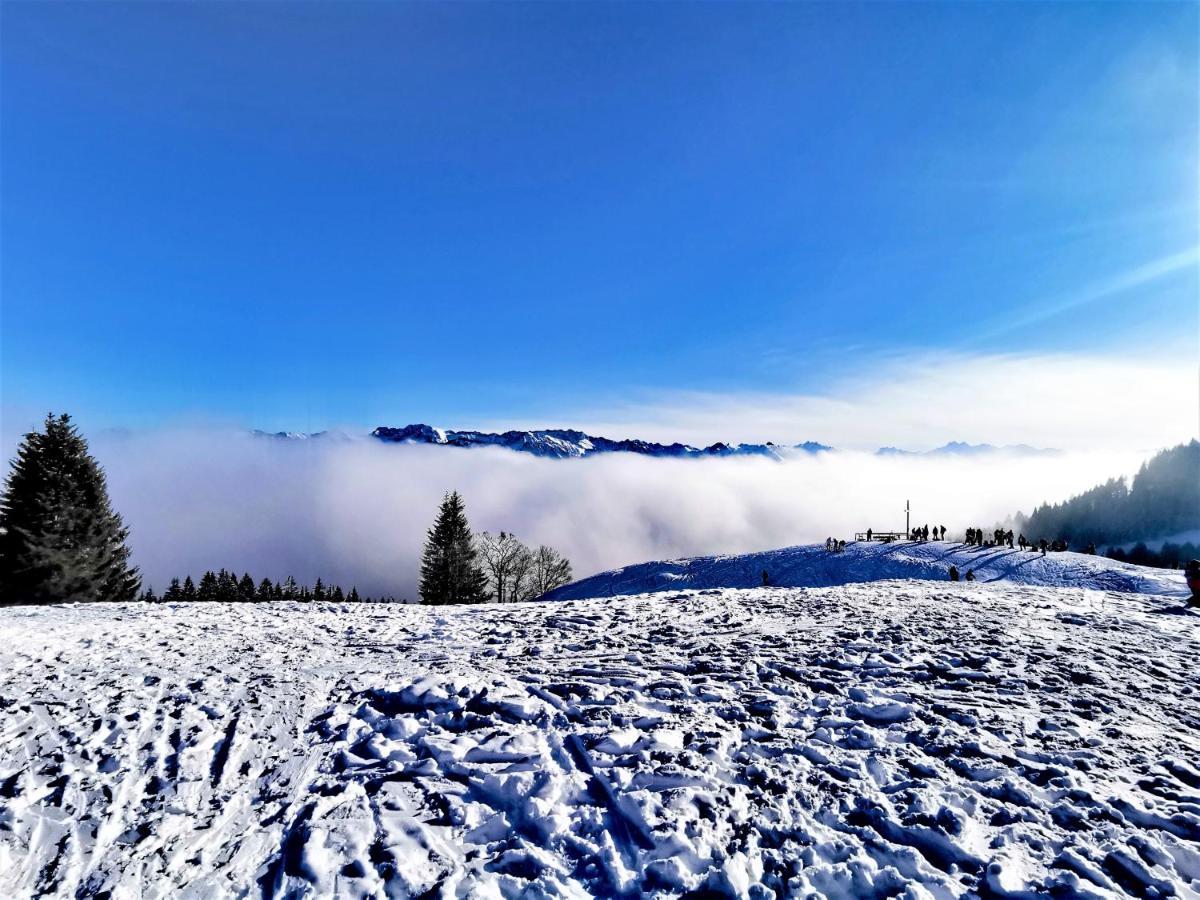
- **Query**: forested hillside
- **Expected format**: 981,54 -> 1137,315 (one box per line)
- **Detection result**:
1015,440 -> 1199,548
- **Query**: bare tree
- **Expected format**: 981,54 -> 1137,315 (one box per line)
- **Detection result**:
508,543 -> 536,602
476,531 -> 532,603
529,545 -> 572,598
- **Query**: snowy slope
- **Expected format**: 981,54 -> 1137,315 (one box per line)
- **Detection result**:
545,540 -> 1188,601
2,585 -> 1198,897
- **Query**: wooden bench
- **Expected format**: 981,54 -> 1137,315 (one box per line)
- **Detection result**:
854,531 -> 906,543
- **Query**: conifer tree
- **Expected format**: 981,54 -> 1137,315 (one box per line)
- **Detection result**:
419,491 -> 488,605
0,413 -> 140,604
257,578 -> 274,602
198,571 -> 218,602
181,575 -> 196,600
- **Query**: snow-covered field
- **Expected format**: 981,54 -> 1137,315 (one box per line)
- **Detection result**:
2,571 -> 1198,898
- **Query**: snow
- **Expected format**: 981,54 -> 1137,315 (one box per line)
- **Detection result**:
2,577 -> 1197,897
544,539 -> 1189,601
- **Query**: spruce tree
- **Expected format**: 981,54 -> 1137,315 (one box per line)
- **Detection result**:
198,571 -> 218,602
419,491 -> 488,605
0,413 -> 140,604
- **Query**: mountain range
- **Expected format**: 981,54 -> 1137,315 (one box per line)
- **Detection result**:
255,425 -> 1056,460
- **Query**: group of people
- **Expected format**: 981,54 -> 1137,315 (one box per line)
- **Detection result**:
947,565 -> 975,582
965,527 -> 1014,547
907,525 -> 946,542
845,526 -> 1093,561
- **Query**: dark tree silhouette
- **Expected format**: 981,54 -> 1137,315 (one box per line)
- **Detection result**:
419,491 -> 488,605
0,413 -> 140,604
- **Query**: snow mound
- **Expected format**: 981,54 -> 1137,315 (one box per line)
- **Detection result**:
1,585 -> 1198,897
545,540 -> 1188,601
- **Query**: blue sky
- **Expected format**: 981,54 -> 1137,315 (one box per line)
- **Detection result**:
2,1 -> 1196,437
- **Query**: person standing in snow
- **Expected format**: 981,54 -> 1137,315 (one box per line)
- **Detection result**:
1006,530 -> 1014,548
965,569 -> 976,581
1185,560 -> 1200,606
1039,538 -> 1048,555
867,528 -> 873,542
949,565 -> 959,581
940,525 -> 946,540
1018,534 -> 1027,550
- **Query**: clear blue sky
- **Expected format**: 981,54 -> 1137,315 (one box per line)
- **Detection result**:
2,1 -> 1196,433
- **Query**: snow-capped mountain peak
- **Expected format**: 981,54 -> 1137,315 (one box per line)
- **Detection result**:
369,424 -> 827,460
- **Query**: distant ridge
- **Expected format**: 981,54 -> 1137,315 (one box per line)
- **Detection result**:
370,424 -> 830,460
876,441 -> 1059,457
253,426 -> 1059,459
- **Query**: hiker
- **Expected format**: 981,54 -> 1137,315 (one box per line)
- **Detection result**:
867,528 -> 873,542
825,537 -> 832,551
1006,530 -> 1014,549
1018,534 -> 1027,550
922,524 -> 930,541
964,569 -> 976,582
966,527 -> 975,545
1039,538 -> 1048,555
762,569 -> 770,586
838,539 -> 846,552
939,525 -> 946,540
949,565 -> 959,581
1185,560 -> 1200,606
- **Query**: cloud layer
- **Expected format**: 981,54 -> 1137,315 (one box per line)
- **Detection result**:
89,429 -> 1151,599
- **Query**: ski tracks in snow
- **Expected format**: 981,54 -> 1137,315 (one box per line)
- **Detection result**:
1,585 -> 1198,897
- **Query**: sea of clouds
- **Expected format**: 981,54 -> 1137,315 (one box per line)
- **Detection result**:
86,430 -> 1153,599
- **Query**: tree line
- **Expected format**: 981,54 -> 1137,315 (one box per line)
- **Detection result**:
0,413 -> 572,605
1015,440 -> 1199,550
143,570 -> 395,604
1107,540 -> 1200,571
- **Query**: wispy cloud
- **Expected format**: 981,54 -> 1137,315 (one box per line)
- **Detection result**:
480,351 -> 1196,452
966,248 -> 1199,344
